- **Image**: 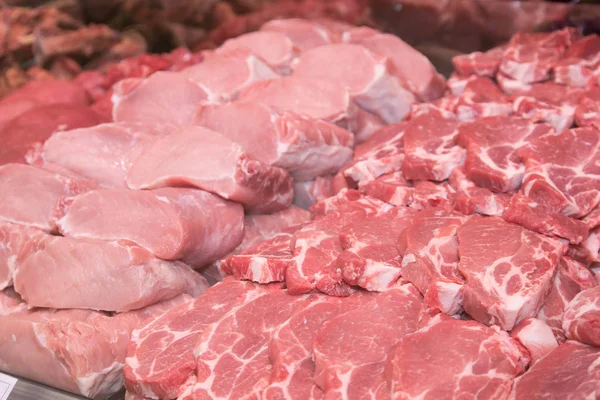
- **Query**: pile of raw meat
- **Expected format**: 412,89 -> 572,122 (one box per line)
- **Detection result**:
1,16 -> 600,400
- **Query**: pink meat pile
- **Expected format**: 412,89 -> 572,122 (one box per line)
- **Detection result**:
0,18 -> 445,399
123,27 -> 600,399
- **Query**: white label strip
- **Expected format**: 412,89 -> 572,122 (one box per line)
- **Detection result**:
0,373 -> 17,400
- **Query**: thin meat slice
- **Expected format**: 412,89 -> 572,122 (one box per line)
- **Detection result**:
54,188 -> 244,267
126,126 -> 294,214
509,341 -> 600,400
399,207 -> 467,315
0,290 -> 190,400
0,222 -> 45,290
387,315 -> 529,400
518,127 -> 600,218
35,122 -> 175,188
344,27 -> 445,101
403,112 -> 464,181
112,71 -> 209,125
511,318 -> 558,364
313,284 -> 422,399
338,207 -> 417,291
537,257 -> 598,341
124,279 -> 270,399
562,286 -> 600,347
217,31 -> 298,73
360,171 -> 453,210
183,290 -> 311,399
0,164 -> 97,232
458,216 -> 565,331
193,101 -> 354,181
456,116 -> 554,193
263,293 -> 370,400
343,122 -> 408,185
13,235 -> 208,312
180,48 -> 277,101
293,44 -> 416,123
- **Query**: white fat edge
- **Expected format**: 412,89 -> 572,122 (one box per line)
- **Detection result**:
358,261 -> 402,292
76,361 -> 124,399
434,281 -> 464,315
247,257 -> 271,282
275,141 -> 353,182
246,54 -> 278,88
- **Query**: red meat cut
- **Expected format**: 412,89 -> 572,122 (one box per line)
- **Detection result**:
562,285 -> 600,347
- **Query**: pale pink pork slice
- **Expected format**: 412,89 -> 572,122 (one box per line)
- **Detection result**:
36,122 -> 175,188
55,187 -> 244,267
562,285 -> 600,347
456,116 -> 554,193
509,341 -> 600,399
458,216 -> 565,331
126,126 -> 294,214
0,164 -> 97,232
112,71 -> 209,125
387,315 -> 529,400
12,234 -> 208,312
344,26 -> 445,101
194,101 -> 354,181
0,222 -> 45,290
399,207 -> 467,315
260,18 -> 343,51
313,284 -> 421,399
216,31 -> 297,73
180,48 -> 277,101
181,289 -> 311,400
293,43 -> 416,123
124,279 -> 269,399
0,289 -> 190,399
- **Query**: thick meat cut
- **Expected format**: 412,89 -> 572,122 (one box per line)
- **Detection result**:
126,126 -> 294,213
562,286 -> 600,347
0,222 -> 44,290
387,316 -> 529,400
55,188 -> 244,267
312,284 -> 421,399
13,235 -> 208,312
511,318 -> 558,364
260,18 -> 341,51
458,216 -> 564,330
194,101 -> 354,181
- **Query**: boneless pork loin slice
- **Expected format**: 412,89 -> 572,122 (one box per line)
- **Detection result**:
0,164 -> 97,232
260,18 -> 342,51
387,315 -> 530,400
0,289 -> 190,400
12,234 -> 209,312
0,222 -> 45,290
35,122 -> 176,188
54,187 -> 244,267
194,101 -> 354,181
126,126 -> 294,213
292,43 -> 416,124
180,48 -> 277,101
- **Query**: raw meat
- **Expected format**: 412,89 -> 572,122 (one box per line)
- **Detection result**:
537,257 -> 598,340
344,27 -> 445,101
182,290 -> 310,399
457,216 -> 564,330
0,222 -> 44,290
126,126 -> 294,213
217,31 -> 297,73
456,116 -> 553,192
0,104 -> 107,166
124,279 -> 270,399
402,112 -> 465,182
313,284 -> 421,399
0,164 -> 96,232
35,122 -> 175,188
511,318 -> 558,363
13,235 -> 208,312
562,286 -> 600,347
260,18 -> 340,51
292,43 -> 416,123
449,168 -> 509,216
387,315 -> 529,400
575,87 -> 600,129
193,101 -> 354,181
180,48 -> 277,101
237,76 -> 355,130
54,188 -> 244,267
452,46 -> 504,77
518,127 -> 600,218
338,206 -> 416,291
553,35 -> 600,88
398,207 -> 466,315
510,341 -> 600,400
0,289 -> 190,399
112,71 -> 208,125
